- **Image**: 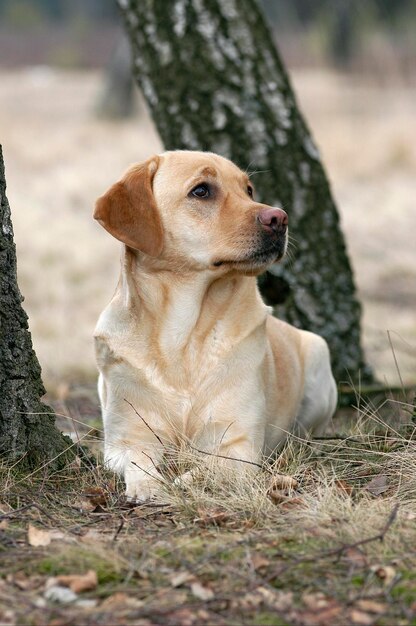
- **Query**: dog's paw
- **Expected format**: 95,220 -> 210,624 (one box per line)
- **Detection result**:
173,470 -> 195,489
125,476 -> 161,503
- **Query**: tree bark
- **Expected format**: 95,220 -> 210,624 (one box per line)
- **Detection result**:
0,146 -> 73,469
117,0 -> 372,382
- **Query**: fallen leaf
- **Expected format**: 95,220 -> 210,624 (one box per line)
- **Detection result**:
299,604 -> 342,626
364,474 -> 388,496
168,608 -> 198,626
237,587 -> 293,612
300,594 -> 342,626
236,590 -> 263,610
250,553 -> 270,571
257,588 -> 293,611
302,592 -> 330,610
170,571 -> 195,588
269,474 -> 298,491
0,519 -> 9,530
335,479 -> 353,496
268,489 -> 288,504
101,593 -> 144,609
6,572 -> 43,591
190,582 -> 214,601
350,609 -> 374,625
342,547 -> 368,568
74,498 -> 96,513
82,487 -> 108,507
371,564 -> 396,585
196,609 -> 211,621
100,592 -> 129,608
355,599 -> 386,614
280,497 -> 305,511
0,610 -> 16,625
54,569 -> 98,593
195,508 -> 230,527
28,524 -> 51,547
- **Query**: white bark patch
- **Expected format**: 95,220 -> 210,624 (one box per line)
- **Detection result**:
245,116 -> 268,166
181,122 -> 199,148
173,0 -> 187,37
126,10 -> 138,28
217,33 -> 239,63
304,136 -> 320,160
168,103 -> 180,115
212,107 -> 227,130
216,90 -> 243,117
287,171 -> 306,219
295,287 -> 325,325
2,222 -> 12,236
144,20 -> 172,66
139,73 -> 158,106
193,0 -> 225,70
261,84 -> 291,130
228,21 -> 255,56
273,129 -> 287,146
300,161 -> 311,183
241,62 -> 256,94
220,0 -> 238,20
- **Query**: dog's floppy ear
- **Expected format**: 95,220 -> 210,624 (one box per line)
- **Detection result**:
94,156 -> 163,256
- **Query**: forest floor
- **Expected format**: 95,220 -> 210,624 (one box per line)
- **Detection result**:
1,387 -> 416,625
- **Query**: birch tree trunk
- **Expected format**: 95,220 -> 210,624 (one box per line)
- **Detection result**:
117,0 -> 371,382
0,146 -> 72,469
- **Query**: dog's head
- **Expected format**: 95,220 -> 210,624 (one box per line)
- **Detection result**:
94,151 -> 288,275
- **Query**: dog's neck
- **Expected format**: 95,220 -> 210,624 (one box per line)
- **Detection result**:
119,247 -> 268,359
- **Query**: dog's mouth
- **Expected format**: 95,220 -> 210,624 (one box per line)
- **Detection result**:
212,242 -> 286,269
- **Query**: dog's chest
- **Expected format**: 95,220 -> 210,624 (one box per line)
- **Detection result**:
102,315 -> 264,436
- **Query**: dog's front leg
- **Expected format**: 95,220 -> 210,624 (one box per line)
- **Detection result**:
124,449 -> 164,502
102,405 -> 166,502
197,422 -> 264,476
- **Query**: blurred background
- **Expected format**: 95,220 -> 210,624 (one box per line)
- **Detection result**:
1,0 -> 415,396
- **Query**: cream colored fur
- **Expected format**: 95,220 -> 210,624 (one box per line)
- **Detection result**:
94,150 -> 337,500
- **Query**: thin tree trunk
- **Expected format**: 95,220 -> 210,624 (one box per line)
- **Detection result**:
96,32 -> 136,119
118,0 -> 372,382
0,146 -> 73,469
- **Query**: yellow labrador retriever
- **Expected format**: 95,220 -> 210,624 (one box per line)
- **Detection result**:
94,150 -> 337,500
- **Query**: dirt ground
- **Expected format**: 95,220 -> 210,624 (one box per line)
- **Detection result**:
0,67 -> 415,394
1,397 -> 416,626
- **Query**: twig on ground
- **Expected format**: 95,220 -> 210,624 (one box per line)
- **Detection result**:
312,435 -> 362,442
112,517 -> 125,541
0,502 -> 57,523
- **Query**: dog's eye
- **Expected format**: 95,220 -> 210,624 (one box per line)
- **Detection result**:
190,184 -> 210,199
247,186 -> 254,198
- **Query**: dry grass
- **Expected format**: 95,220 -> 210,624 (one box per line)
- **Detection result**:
0,67 -> 415,393
1,393 -> 416,624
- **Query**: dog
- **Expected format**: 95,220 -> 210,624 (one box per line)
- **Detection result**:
94,150 -> 337,501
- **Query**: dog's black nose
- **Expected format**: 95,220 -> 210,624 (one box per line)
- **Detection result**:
257,207 -> 288,233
